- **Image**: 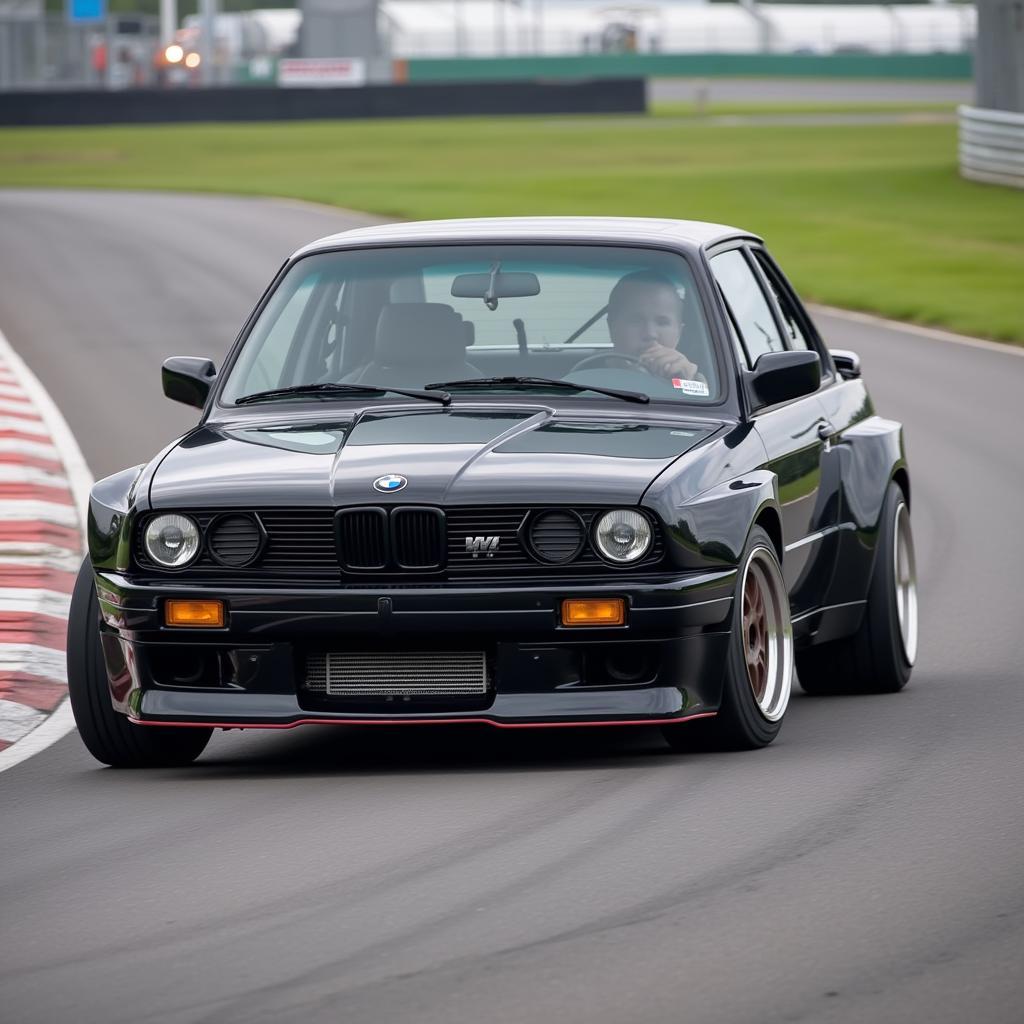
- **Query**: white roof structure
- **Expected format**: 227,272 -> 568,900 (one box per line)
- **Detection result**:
377,1 -> 975,57
294,216 -> 756,259
763,3 -> 975,55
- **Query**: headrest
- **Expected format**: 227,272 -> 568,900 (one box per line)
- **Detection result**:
375,304 -> 466,365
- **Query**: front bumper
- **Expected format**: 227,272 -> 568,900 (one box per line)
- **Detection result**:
95,569 -> 736,728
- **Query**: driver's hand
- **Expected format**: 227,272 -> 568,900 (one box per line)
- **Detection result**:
638,344 -> 699,381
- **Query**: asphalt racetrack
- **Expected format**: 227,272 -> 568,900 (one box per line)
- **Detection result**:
0,190 -> 1022,1024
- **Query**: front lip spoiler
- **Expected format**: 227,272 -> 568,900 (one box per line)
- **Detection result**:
130,711 -> 717,731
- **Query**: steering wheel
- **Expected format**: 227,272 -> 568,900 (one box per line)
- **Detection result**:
569,352 -> 649,374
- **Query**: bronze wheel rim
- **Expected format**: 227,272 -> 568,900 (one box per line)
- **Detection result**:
743,568 -> 769,703
739,546 -> 793,722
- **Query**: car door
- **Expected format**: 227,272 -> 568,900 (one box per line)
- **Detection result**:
752,244 -> 876,594
709,245 -> 839,620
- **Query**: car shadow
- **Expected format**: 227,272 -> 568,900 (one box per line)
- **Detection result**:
181,722 -> 689,779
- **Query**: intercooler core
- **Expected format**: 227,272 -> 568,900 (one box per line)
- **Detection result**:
305,651 -> 489,698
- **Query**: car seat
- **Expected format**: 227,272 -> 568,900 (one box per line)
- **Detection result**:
344,303 -> 481,388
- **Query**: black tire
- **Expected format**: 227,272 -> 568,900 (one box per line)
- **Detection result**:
67,558 -> 212,768
796,481 -> 916,695
662,526 -> 793,752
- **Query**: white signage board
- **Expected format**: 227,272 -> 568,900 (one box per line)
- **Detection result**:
278,58 -> 366,88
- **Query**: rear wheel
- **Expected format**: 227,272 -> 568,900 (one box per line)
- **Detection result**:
662,525 -> 792,752
797,480 -> 916,695
67,558 -> 212,768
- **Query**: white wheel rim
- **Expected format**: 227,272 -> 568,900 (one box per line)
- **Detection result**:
893,501 -> 918,665
740,546 -> 793,722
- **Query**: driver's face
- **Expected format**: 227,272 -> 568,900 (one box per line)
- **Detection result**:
608,284 -> 683,356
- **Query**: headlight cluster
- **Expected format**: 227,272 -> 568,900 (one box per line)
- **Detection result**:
139,509 -> 654,569
593,509 -> 653,564
144,514 -> 200,568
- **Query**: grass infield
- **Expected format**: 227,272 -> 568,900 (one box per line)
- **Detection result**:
1,108 -> 1021,343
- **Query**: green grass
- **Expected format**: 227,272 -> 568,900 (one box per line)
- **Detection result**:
1,112 -> 1021,342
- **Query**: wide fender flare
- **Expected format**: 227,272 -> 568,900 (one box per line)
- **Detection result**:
88,465 -> 145,570
837,415 -> 909,531
824,415 -> 909,610
657,469 -> 781,571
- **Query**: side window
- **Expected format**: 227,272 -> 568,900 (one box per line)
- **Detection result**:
752,250 -> 811,351
710,249 -> 785,369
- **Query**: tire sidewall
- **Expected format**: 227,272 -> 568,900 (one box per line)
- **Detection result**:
66,557 -> 116,752
720,526 -> 793,747
870,482 -> 914,686
67,557 -> 212,767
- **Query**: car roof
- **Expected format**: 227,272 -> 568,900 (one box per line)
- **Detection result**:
291,216 -> 760,259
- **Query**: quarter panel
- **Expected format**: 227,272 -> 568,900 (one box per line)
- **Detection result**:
817,383 -> 907,615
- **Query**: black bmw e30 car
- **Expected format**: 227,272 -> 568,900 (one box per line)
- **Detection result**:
68,217 -> 918,767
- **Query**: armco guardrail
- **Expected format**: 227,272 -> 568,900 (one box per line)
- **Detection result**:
0,78 -> 645,127
959,106 -> 1024,189
403,52 -> 973,83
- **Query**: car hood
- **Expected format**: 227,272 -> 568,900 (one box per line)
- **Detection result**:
149,407 -> 718,509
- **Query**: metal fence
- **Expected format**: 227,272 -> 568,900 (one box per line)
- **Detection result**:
0,12 -> 159,91
959,106 -> 1024,190
3,3 -> 977,92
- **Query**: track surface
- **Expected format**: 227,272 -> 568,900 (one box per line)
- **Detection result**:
0,190 -> 1021,1024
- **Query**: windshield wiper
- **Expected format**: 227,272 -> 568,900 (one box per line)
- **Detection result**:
425,376 -> 649,405
235,383 -> 451,407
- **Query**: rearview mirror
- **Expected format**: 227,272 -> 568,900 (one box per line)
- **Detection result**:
451,271 -> 540,303
746,350 -> 820,409
162,356 -> 216,409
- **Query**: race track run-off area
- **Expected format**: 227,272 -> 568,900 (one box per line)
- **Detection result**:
0,190 -> 1022,1024
0,329 -> 87,765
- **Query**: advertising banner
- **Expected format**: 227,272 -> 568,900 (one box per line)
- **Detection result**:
278,58 -> 367,88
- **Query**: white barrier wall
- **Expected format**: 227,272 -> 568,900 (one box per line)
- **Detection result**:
959,106 -> 1024,190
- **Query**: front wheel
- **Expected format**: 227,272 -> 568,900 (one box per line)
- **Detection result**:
67,558 -> 212,768
796,480 -> 916,695
663,525 -> 793,751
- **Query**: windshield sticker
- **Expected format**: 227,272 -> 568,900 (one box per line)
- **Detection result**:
672,378 -> 710,397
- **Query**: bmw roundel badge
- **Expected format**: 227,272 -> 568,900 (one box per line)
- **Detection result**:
373,474 -> 408,493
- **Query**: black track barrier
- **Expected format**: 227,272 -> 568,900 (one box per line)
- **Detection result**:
0,78 -> 646,126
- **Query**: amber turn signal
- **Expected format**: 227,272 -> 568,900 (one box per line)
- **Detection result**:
561,597 -> 625,627
165,599 -> 225,628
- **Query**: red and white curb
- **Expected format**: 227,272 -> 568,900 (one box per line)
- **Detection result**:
0,327 -> 92,773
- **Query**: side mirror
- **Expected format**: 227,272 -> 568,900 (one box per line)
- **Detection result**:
746,350 -> 820,410
830,349 -> 861,380
162,357 -> 217,409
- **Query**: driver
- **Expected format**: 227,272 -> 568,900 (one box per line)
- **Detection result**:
607,271 -> 701,382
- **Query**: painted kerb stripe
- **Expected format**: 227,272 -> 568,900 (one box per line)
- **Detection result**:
0,326 -> 92,771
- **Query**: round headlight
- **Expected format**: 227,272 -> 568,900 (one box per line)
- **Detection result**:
144,514 -> 200,568
593,510 -> 652,564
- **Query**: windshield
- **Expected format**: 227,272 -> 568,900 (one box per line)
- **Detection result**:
220,244 -> 721,406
